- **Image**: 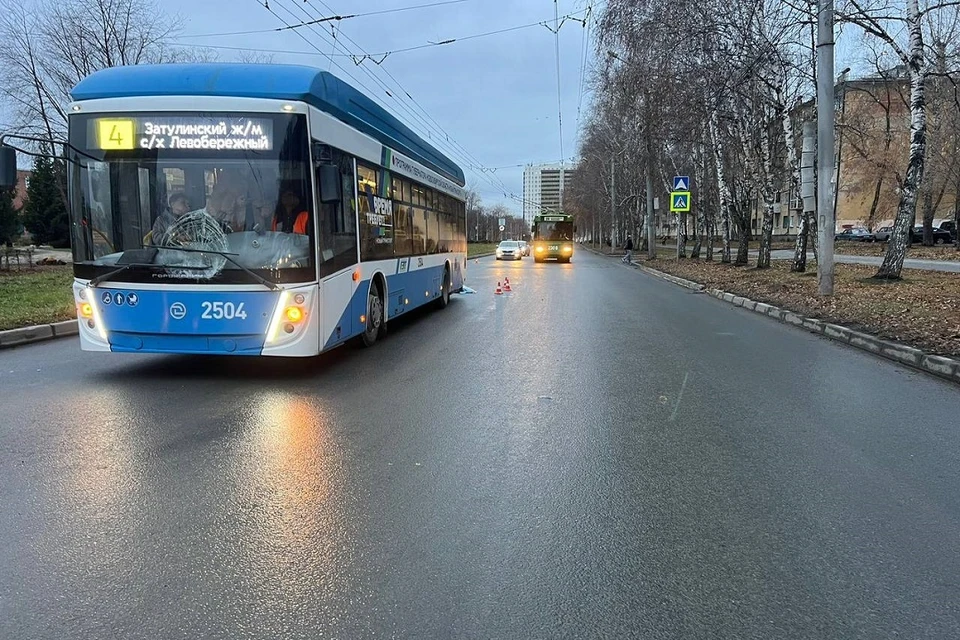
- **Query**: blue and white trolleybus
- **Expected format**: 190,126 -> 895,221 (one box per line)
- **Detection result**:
60,63 -> 467,356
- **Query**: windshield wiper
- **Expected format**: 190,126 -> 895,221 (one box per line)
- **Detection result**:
88,262 -> 209,287
145,245 -> 279,291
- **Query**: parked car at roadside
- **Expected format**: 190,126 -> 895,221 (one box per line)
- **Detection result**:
910,226 -> 953,244
834,228 -> 875,242
873,226 -> 893,242
939,220 -> 956,242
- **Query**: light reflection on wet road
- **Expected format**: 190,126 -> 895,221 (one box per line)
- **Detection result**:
3,249 -> 960,639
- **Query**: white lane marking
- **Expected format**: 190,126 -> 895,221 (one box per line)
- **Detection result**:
669,372 -> 689,422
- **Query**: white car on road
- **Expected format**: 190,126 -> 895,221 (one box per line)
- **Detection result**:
496,240 -> 523,260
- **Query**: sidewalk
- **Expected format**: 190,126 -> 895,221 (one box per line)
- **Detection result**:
653,244 -> 960,274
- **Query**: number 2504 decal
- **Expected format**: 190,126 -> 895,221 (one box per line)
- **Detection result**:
201,301 -> 248,320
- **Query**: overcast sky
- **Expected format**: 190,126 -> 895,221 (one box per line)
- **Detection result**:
5,0 -> 863,214
161,0 -> 594,214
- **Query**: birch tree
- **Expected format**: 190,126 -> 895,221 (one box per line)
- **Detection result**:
839,0 -> 960,278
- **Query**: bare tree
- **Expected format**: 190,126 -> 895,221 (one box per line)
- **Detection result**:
0,0 -> 196,142
237,50 -> 276,64
839,0 -> 960,278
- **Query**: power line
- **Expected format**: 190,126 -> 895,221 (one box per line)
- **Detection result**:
260,1 -> 552,216
271,0 -> 508,198
575,2 -> 593,132
182,0 -> 470,38
293,0 -> 520,198
552,0 -> 564,166
174,9 -> 588,63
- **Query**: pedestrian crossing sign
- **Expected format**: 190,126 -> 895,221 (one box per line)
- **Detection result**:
670,191 -> 691,212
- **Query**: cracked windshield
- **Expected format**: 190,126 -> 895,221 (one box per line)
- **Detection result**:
1,0 -> 960,638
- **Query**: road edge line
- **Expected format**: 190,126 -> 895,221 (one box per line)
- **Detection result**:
604,251 -> 960,386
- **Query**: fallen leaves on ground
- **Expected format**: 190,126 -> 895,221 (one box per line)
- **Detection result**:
832,242 -> 960,261
645,256 -> 960,358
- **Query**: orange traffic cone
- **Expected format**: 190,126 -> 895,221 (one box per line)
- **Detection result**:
495,281 -> 503,295
504,277 -> 510,285
503,280 -> 512,292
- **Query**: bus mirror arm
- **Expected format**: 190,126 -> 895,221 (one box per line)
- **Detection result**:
0,141 -> 17,189
318,164 -> 342,204
0,132 -> 105,188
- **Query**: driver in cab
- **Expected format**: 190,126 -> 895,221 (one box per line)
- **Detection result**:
272,185 -> 309,235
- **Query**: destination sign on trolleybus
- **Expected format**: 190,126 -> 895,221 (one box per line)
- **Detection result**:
90,116 -> 275,151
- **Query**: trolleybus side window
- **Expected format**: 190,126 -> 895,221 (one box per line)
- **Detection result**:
358,162 -> 393,261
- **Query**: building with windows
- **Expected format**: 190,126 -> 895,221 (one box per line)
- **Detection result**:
746,68 -> 956,236
522,163 -> 576,223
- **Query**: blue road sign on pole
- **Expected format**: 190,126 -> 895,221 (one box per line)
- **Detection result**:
673,176 -> 690,191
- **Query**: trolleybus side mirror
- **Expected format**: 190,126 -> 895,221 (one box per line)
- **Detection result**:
318,164 -> 341,203
0,145 -> 17,189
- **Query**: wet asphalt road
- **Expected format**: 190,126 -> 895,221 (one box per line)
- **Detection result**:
3,248 -> 960,639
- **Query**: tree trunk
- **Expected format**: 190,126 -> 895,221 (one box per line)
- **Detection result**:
706,207 -> 715,260
788,116 -> 807,272
807,212 -> 819,263
691,209 -> 703,259
721,204 -> 732,263
867,177 -> 884,228
710,111 -> 733,263
790,211 -> 817,273
757,100 -> 783,269
734,206 -> 749,265
757,203 -> 775,268
954,205 -> 960,250
677,213 -> 687,258
922,191 -> 934,245
875,5 -> 926,280
792,209 -> 809,272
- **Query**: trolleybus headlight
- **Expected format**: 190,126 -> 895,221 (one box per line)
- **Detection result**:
563,246 -> 573,253
266,291 -> 291,344
535,245 -> 544,253
83,288 -> 108,340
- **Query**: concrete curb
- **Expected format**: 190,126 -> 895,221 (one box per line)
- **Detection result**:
0,320 -> 78,350
468,252 -> 496,260
630,261 -> 705,291
640,263 -> 960,386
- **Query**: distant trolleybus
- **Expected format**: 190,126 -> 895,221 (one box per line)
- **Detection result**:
531,212 -> 575,262
42,64 -> 467,356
